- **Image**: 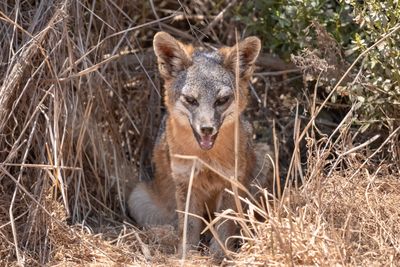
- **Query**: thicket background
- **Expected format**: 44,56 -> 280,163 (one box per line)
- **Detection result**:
0,0 -> 399,265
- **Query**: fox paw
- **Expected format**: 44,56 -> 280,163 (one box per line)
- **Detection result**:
209,238 -> 227,262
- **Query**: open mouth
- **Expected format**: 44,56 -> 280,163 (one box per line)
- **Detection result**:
192,130 -> 218,150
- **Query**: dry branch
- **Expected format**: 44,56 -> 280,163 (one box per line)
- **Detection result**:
0,0 -> 71,134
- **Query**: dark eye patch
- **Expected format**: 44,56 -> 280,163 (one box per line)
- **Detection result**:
184,95 -> 199,106
215,96 -> 231,107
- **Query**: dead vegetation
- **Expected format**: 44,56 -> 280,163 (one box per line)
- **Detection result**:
0,1 -> 399,266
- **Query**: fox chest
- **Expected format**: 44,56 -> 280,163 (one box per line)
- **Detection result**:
170,158 -> 238,191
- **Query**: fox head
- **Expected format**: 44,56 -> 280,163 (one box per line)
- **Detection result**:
153,32 -> 261,150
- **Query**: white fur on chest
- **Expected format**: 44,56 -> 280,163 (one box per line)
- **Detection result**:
170,159 -> 203,178
170,158 -> 237,181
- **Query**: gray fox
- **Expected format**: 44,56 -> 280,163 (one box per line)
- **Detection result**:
128,32 -> 272,259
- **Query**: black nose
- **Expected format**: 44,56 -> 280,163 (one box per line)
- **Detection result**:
200,127 -> 214,135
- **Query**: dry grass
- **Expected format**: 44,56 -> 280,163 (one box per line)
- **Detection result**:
226,170 -> 400,266
0,1 -> 399,266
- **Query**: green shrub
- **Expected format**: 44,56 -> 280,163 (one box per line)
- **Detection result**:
235,0 -> 400,130
345,0 -> 400,130
234,0 -> 356,59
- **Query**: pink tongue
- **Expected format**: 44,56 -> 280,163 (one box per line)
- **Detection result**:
200,136 -> 213,150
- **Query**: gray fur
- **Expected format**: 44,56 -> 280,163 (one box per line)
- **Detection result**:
171,51 -> 234,101
169,50 -> 236,136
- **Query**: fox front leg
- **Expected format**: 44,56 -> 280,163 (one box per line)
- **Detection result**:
209,190 -> 239,261
175,183 -> 204,255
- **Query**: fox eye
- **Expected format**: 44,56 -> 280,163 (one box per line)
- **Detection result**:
215,96 -> 230,106
184,96 -> 198,106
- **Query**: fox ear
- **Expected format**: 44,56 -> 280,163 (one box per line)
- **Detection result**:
220,36 -> 261,79
153,32 -> 193,79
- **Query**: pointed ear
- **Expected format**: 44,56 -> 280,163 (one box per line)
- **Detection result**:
220,36 -> 261,79
153,32 -> 193,79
